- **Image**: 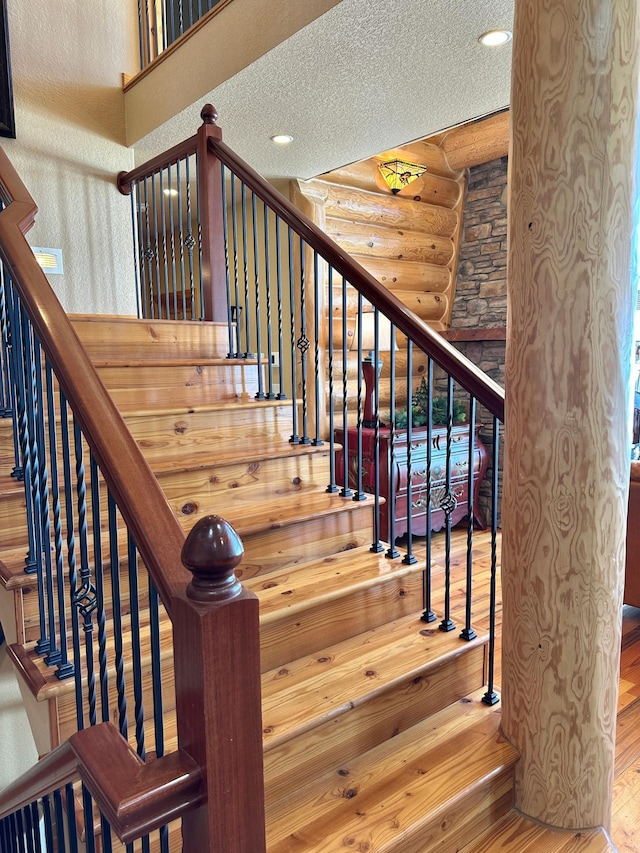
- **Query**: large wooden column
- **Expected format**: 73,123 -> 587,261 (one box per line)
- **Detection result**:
502,0 -> 639,830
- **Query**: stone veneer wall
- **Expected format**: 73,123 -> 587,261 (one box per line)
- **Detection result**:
448,156 -> 509,525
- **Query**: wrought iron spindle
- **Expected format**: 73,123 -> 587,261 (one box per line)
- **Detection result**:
89,454 -> 109,720
460,395 -> 478,641
107,492 -> 129,739
421,358 -> 437,622
288,228 -> 300,442
45,364 -> 73,678
251,192 -> 264,397
128,182 -> 142,319
326,266 -> 337,494
148,577 -> 170,853
184,154 -> 197,320
221,164 -> 234,356
142,177 -> 155,319
0,264 -> 14,420
158,169 -> 171,319
386,339 -> 400,559
352,292 -> 365,500
151,172 -> 163,319
167,165 -> 179,319
176,158 -> 188,318
127,534 -> 147,759
263,202 -> 275,399
274,216 -> 286,399
240,184 -> 253,357
311,252 -> 323,445
403,339 -> 417,565
339,274 -> 351,497
482,416 -> 501,706
370,310 -> 384,554
297,239 -> 310,445
439,375 -> 456,633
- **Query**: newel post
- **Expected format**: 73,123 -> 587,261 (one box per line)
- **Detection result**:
197,104 -> 228,322
173,515 -> 266,852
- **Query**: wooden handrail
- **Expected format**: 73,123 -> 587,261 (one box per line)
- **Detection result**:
0,146 -> 191,615
117,134 -> 199,195
209,133 -> 505,422
0,723 -> 203,843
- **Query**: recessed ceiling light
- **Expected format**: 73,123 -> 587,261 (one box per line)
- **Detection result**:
163,188 -> 179,197
270,134 -> 294,146
478,29 -> 512,47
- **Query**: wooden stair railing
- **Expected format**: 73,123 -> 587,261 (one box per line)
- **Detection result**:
0,723 -> 202,843
0,148 -> 266,851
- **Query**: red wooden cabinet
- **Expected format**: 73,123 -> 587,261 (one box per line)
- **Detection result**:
335,424 -> 489,542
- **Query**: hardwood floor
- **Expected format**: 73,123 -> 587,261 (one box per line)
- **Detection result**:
436,530 -> 640,852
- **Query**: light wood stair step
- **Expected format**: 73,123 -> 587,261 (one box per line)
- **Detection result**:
69,314 -> 231,363
458,810 -> 616,852
266,690 -> 516,853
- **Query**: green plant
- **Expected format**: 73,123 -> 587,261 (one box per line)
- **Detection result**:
392,377 -> 467,429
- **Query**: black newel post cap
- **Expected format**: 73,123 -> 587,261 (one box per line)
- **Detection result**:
182,514 -> 244,602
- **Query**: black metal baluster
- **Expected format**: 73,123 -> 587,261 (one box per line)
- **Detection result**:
339,274 -> 351,498
45,361 -> 73,679
241,184 -> 253,357
421,358 -> 437,622
65,782 -> 79,853
312,251 -> 323,445
159,168 -> 171,319
89,454 -> 109,720
41,795 -> 53,853
439,375 -> 456,633
151,172 -> 163,319
288,228 -> 300,442
184,154 -> 197,320
228,173 -> 241,353
129,182 -> 142,319
59,393 -> 83,725
221,164 -> 234,356
263,202 -> 275,399
353,292 -> 365,500
370,311 -> 384,554
14,810 -> 24,853
403,340 -> 417,564
251,192 -> 264,397
167,164 -> 179,319
274,215 -> 286,399
142,177 -> 155,319
0,264 -> 14,420
107,492 -> 129,738
460,395 -> 478,641
72,417 -> 98,725
127,534 -> 146,759
176,158 -> 188,319
28,331 -> 60,661
386,341 -> 400,559
326,266 -> 337,494
297,240 -> 310,444
52,790 -> 66,853
149,577 -> 169,853
482,417 -> 500,706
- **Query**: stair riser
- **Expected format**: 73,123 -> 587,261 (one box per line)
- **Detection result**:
71,315 -> 230,362
264,644 -> 486,806
162,454 -> 333,516
234,504 -> 375,579
391,769 -> 514,853
99,364 -> 263,411
259,573 -> 424,672
126,405 -> 294,454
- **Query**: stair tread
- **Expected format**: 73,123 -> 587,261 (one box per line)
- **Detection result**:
250,545 -> 425,625
459,810 -> 615,852
266,690 -> 516,851
211,488 -> 375,538
146,436 -> 332,474
261,612 -> 487,752
119,396 -> 294,418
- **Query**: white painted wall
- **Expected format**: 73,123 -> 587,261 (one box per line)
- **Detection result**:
4,0 -> 139,314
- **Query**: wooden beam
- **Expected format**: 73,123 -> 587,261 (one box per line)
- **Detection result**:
440,111 -> 510,170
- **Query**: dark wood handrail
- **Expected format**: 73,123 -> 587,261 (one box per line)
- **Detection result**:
0,723 -> 203,843
209,135 -> 505,422
117,133 -> 199,195
0,147 -> 191,615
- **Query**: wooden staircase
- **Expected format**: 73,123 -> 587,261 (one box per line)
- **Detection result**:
0,314 -> 518,851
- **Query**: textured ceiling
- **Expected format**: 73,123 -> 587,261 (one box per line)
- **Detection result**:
133,0 -> 514,180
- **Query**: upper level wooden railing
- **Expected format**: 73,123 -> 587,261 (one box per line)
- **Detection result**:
0,148 -> 265,851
